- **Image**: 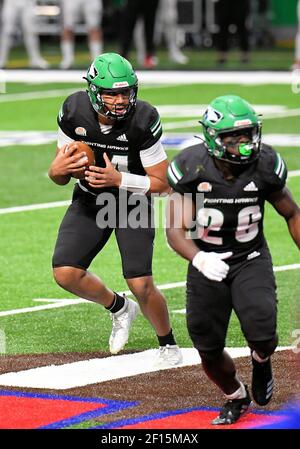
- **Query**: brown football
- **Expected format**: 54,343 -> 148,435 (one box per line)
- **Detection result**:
65,141 -> 95,179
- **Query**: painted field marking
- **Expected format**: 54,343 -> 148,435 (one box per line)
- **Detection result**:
0,85 -> 176,104
2,70 -> 295,85
0,88 -> 78,103
0,390 -> 136,429
0,200 -> 70,215
0,347 -> 291,389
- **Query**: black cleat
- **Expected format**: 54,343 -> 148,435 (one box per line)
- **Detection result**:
251,355 -> 274,406
212,385 -> 252,425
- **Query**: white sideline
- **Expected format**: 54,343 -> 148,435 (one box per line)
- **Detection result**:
0,266 -> 299,318
1,70 -> 295,85
0,346 -> 292,389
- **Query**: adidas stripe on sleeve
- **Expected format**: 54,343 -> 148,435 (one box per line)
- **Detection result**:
167,160 -> 184,188
140,139 -> 167,167
274,152 -> 287,181
150,116 -> 162,138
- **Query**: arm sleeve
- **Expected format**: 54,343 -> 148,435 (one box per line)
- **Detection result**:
139,139 -> 167,167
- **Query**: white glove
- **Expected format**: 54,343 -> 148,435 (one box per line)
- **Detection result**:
192,251 -> 233,282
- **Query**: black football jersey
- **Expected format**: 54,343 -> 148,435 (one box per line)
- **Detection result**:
168,143 -> 287,263
57,91 -> 162,194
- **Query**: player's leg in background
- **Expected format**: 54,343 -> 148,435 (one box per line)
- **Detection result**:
141,0 -> 160,68
133,19 -> 146,66
0,0 -> 19,67
234,0 -> 251,64
60,0 -> 78,69
231,248 -> 277,406
214,0 -> 230,65
120,0 -> 140,59
160,0 -> 188,64
83,0 -> 103,60
21,0 -> 49,69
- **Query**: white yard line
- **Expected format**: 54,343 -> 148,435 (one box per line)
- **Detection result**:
0,200 -> 70,215
289,170 -> 300,177
0,88 -> 78,103
0,85 -> 178,103
0,346 -> 292,389
1,265 -> 299,318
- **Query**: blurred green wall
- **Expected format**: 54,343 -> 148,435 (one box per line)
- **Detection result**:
271,0 -> 298,25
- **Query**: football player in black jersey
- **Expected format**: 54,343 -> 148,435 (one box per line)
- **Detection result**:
166,95 -> 300,424
48,53 -> 182,367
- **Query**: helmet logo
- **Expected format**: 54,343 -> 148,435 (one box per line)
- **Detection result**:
234,119 -> 252,127
88,63 -> 98,80
112,81 -> 129,88
204,106 -> 223,124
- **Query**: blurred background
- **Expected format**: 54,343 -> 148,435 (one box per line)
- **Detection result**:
0,0 -> 299,70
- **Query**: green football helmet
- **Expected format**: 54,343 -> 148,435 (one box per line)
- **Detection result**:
85,53 -> 138,120
200,95 -> 262,164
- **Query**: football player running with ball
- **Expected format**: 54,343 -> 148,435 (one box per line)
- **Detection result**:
166,95 -> 300,424
48,53 -> 182,367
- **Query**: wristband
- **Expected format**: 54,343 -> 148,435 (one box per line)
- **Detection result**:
120,172 -> 151,194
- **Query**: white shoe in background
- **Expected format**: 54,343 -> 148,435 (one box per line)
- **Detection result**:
153,344 -> 183,368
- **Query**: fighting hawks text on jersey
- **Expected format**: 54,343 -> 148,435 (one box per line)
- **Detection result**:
168,143 -> 287,263
58,91 -> 163,194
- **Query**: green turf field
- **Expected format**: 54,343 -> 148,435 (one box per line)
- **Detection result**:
0,79 -> 299,355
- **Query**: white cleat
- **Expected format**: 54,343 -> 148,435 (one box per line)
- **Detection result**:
109,298 -> 140,354
169,50 -> 188,65
59,59 -> 73,70
153,344 -> 183,368
30,58 -> 50,69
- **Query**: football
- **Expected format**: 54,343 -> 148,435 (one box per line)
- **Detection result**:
65,141 -> 95,179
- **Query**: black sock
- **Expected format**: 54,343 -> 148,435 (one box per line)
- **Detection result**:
157,329 -> 176,347
105,293 -> 125,314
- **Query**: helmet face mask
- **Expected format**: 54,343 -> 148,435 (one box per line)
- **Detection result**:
85,53 -> 138,120
201,95 -> 262,165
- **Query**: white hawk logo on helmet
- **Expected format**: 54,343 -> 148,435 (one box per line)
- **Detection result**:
88,63 -> 98,80
204,106 -> 223,124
